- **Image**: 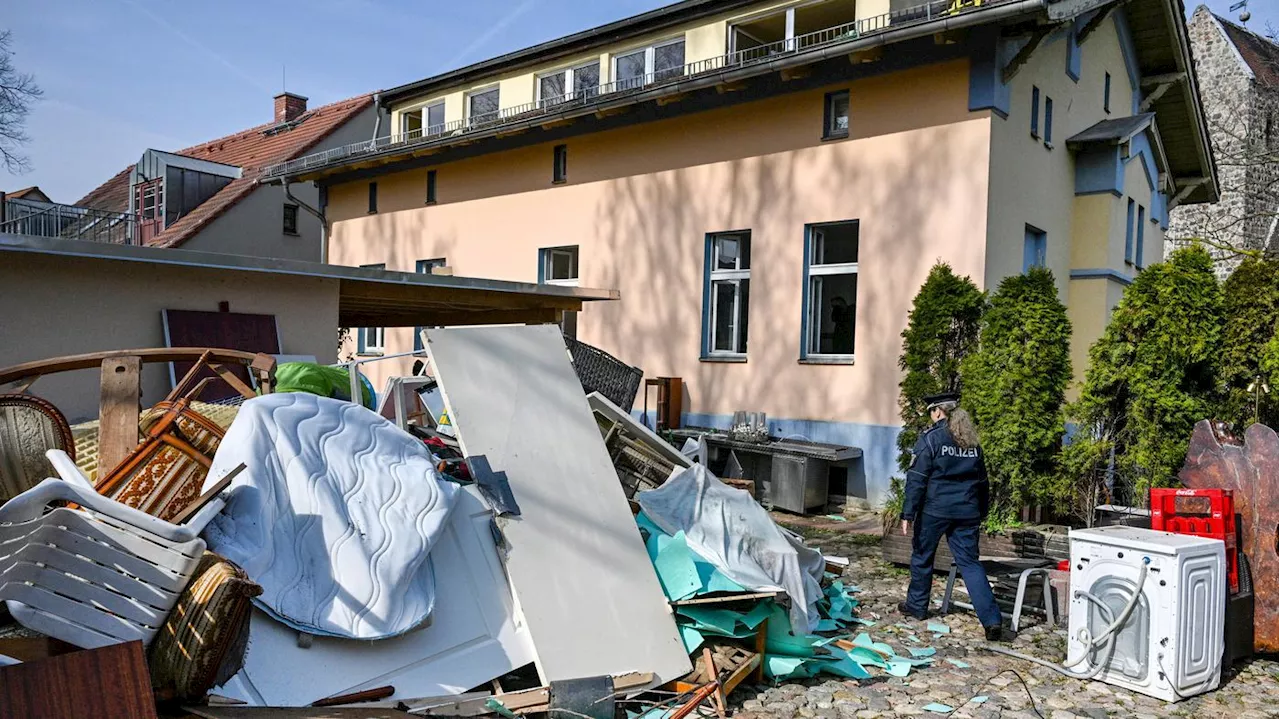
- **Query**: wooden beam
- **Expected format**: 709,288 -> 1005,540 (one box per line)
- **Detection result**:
495,127 -> 528,139
848,46 -> 883,64
340,307 -> 562,328
541,118 -> 576,130
1140,71 -> 1187,86
1002,25 -> 1056,83
1139,80 -> 1178,112
410,147 -> 440,158
716,80 -> 748,93
0,348 -> 268,393
98,356 -> 141,475
1168,176 -> 1209,208
594,106 -> 629,119
656,92 -> 689,106
1075,6 -> 1114,44
933,29 -> 966,45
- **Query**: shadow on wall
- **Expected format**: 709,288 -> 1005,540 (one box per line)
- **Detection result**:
589,120 -> 982,508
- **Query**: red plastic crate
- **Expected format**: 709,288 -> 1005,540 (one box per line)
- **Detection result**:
1150,488 -> 1239,593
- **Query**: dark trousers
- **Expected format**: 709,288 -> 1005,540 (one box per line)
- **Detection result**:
905,513 -> 1002,628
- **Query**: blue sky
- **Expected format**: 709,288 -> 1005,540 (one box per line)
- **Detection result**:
5,0 -> 1276,202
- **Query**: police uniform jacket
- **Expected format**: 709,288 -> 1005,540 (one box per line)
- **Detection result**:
899,419 -> 989,521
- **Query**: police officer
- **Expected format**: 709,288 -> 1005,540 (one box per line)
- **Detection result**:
897,392 -> 1012,641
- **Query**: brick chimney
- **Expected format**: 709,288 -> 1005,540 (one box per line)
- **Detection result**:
274,92 -> 308,123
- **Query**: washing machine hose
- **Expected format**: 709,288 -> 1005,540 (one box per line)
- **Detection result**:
981,558 -> 1150,681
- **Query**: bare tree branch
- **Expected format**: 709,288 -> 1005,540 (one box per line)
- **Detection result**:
0,30 -> 43,175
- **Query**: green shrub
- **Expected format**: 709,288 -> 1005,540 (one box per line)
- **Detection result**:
1063,246 -> 1222,508
961,267 -> 1072,525
1217,258 -> 1279,431
896,263 -> 985,471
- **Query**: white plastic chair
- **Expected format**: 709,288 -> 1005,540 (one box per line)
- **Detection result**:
0,477 -> 216,649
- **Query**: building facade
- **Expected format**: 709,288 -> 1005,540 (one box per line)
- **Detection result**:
267,0 -> 1216,507
61,93 -> 379,262
1166,5 -> 1278,276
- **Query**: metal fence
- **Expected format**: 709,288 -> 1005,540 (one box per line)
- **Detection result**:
262,0 -> 988,179
0,196 -> 139,245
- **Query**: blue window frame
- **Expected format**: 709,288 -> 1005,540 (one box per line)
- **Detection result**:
800,221 -> 859,361
1044,96 -> 1054,145
1124,198 -> 1136,265
1135,205 -> 1146,269
1030,86 -> 1040,138
701,231 -> 751,358
357,263 -> 386,354
1023,225 -> 1047,272
1104,72 -> 1112,113
414,258 -> 447,351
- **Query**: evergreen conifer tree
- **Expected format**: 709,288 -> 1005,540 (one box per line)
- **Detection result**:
896,263 -> 984,470
1218,258 -> 1279,431
960,267 -> 1071,523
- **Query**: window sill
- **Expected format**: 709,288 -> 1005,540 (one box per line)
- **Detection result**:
700,354 -> 747,363
821,132 -> 850,142
1030,132 -> 1040,141
552,179 -> 567,185
283,231 -> 299,237
799,355 -> 855,365
1043,141 -> 1054,151
356,351 -> 384,358
425,200 -> 437,206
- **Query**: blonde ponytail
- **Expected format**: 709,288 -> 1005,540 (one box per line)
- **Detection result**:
946,407 -> 980,449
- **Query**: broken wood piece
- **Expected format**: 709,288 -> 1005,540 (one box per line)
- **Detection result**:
669,681 -> 721,719
209,363 -> 259,399
170,462 -> 244,525
311,684 -> 395,707
98,355 -> 142,476
185,707 -> 419,718
703,648 -> 727,719
0,641 -> 157,719
670,591 -> 780,606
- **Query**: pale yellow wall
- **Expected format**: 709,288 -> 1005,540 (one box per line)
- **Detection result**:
1069,193 -> 1116,268
0,253 -> 339,423
986,15 -> 1139,303
330,60 -> 991,429
390,0 -> 871,132
1065,276 -> 1126,397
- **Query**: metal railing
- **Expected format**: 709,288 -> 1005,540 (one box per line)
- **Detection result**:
0,196 -> 139,245
262,0 -> 988,179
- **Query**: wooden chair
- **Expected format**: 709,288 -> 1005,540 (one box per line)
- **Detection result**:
0,394 -> 75,503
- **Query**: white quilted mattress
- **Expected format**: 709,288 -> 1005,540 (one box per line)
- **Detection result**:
203,393 -> 458,640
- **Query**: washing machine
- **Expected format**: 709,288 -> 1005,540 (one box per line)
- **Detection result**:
1067,526 -> 1224,702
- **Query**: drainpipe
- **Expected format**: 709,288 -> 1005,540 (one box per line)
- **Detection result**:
283,180 -> 328,263
371,92 -> 383,141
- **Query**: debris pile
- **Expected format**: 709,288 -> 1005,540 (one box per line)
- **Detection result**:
0,327 -> 927,719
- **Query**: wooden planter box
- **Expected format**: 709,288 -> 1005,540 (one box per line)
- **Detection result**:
881,525 -> 1070,570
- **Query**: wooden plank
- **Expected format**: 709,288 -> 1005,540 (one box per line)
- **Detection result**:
670,591 -> 780,606
721,654 -> 761,697
311,686 -> 395,707
98,356 -> 141,476
703,649 -> 727,719
171,463 -> 244,525
0,641 -> 157,719
425,326 -> 691,686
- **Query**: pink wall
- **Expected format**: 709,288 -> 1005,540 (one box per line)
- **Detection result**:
329,59 -> 991,429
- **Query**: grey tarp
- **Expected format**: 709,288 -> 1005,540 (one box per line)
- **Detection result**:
637,464 -> 825,635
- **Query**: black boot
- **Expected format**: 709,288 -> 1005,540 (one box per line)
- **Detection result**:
898,601 -> 929,621
984,624 -> 1017,642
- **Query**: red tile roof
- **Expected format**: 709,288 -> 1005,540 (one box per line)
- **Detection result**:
1217,14 -> 1278,88
7,186 -> 50,202
75,93 -> 374,249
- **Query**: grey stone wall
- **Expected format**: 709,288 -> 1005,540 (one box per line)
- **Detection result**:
1166,7 -> 1279,279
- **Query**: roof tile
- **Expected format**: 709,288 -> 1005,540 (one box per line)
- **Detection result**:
75,93 -> 373,249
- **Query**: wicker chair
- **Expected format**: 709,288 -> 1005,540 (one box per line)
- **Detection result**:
0,394 -> 75,503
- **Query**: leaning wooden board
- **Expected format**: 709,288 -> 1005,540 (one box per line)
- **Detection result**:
424,325 -> 692,685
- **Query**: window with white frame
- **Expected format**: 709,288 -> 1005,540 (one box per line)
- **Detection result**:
537,62 -> 601,107
358,263 -> 387,355
705,231 -> 751,356
466,88 -> 500,125
541,246 -> 579,285
804,222 -> 858,358
540,246 -> 579,339
613,38 -> 685,91
415,258 -> 447,351
400,102 -> 444,138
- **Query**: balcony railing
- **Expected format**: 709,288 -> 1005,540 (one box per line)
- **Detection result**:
262,0 -> 993,180
0,196 -> 139,245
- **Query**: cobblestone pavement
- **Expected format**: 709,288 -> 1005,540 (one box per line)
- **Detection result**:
728,528 -> 1279,719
